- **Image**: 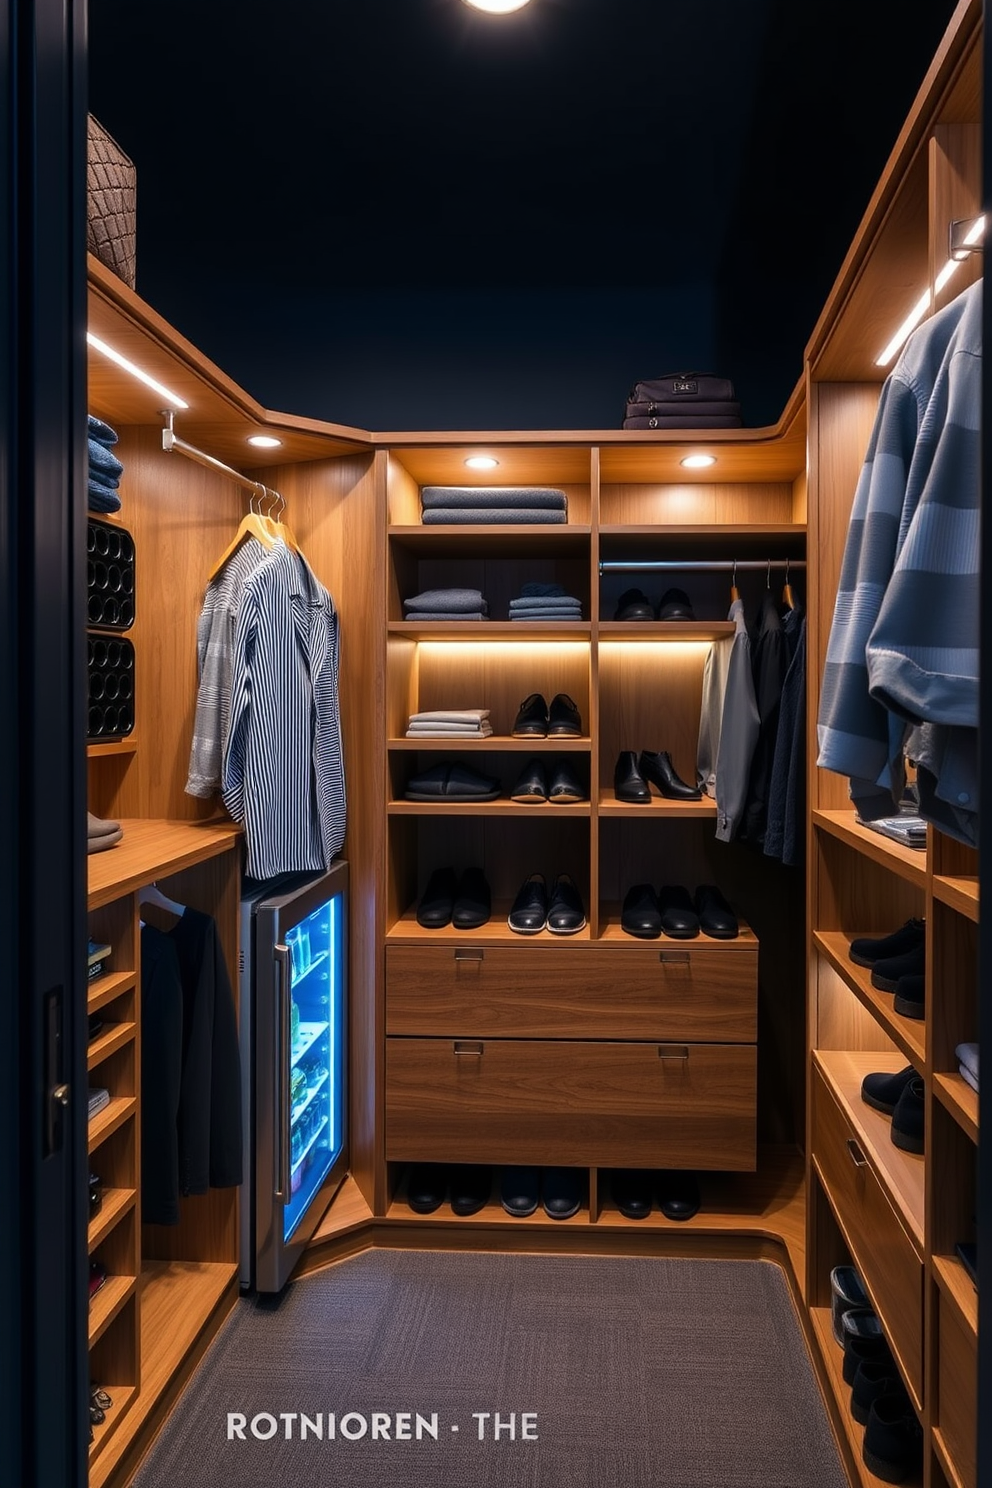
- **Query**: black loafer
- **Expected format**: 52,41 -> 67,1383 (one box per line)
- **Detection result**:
849,917 -> 925,968
407,1162 -> 447,1213
416,866 -> 457,928
614,587 -> 655,621
614,750 -> 650,802
862,1393 -> 923,1483
657,884 -> 699,938
893,973 -> 925,1020
547,874 -> 586,934
510,757 -> 547,803
657,1170 -> 700,1221
612,1169 -> 653,1220
870,944 -> 925,993
511,692 -> 549,737
861,1064 -> 918,1115
548,761 -> 586,803
639,749 -> 702,800
548,692 -> 582,736
694,883 -> 739,938
542,1166 -> 581,1219
449,1164 -> 492,1216
891,1077 -> 925,1154
657,586 -> 696,621
621,883 -> 663,938
500,1165 -> 539,1217
508,873 -> 548,934
843,1332 -> 896,1387
851,1362 -> 909,1428
452,867 -> 491,929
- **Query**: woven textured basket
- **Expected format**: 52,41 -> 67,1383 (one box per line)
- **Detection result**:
86,115 -> 136,288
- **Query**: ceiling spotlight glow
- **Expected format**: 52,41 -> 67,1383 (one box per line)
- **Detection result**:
247,434 -> 283,448
463,0 -> 532,12
465,455 -> 499,470
680,454 -> 717,469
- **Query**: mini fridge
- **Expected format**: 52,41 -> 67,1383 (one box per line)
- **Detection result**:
239,861 -> 348,1292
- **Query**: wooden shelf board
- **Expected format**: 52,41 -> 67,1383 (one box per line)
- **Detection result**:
388,620 -> 591,641
933,1072 -> 979,1144
388,736 -> 591,752
597,912 -> 757,946
812,1050 -> 925,1252
388,797 -> 591,817
932,1427 -> 968,1488
387,525 -> 592,558
87,818 -> 241,909
310,1174 -> 375,1242
88,1188 -> 136,1255
597,621 -> 734,642
87,1020 -> 137,1072
809,1306 -> 922,1488
932,874 -> 979,922
597,522 -> 808,537
386,906 -> 592,944
597,790 -> 718,818
88,969 -> 137,1015
933,1253 -> 978,1339
88,1096 -> 136,1154
87,1384 -> 137,1466
812,930 -> 926,1069
88,1274 -> 136,1348
812,810 -> 927,886
87,738 -> 139,758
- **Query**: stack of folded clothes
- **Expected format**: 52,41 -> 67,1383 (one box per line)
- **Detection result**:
406,708 -> 492,739
420,486 -> 568,525
87,810 -> 123,854
956,1041 -> 979,1093
88,415 -> 123,513
403,587 -> 489,621
622,373 -> 742,430
508,582 -> 582,621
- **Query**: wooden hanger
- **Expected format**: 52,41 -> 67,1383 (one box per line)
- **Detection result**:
207,489 -> 280,581
730,558 -> 740,603
266,490 -> 301,556
138,881 -> 186,931
782,557 -> 796,611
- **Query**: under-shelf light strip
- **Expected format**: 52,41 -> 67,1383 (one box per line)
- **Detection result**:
86,332 -> 189,410
876,215 -> 985,367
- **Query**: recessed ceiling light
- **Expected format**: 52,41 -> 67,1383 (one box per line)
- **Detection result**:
247,434 -> 283,449
463,0 -> 532,12
465,455 -> 499,470
86,332 -> 189,409
680,454 -> 716,469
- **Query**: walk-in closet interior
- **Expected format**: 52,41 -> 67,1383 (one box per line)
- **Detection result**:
81,3 -> 982,1485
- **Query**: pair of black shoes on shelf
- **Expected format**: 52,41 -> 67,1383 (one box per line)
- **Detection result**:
615,750 -> 701,802
612,1169 -> 700,1221
830,1267 -> 922,1482
512,692 -> 583,738
509,873 -> 585,934
614,586 -> 695,622
417,867 -> 491,929
510,757 -> 586,804
621,883 -> 738,940
407,1163 -> 491,1216
860,1065 -> 925,1154
849,918 -> 925,1020
501,1165 -> 581,1219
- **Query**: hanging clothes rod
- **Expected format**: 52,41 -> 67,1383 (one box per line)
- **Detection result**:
160,410 -> 284,506
599,559 -> 806,574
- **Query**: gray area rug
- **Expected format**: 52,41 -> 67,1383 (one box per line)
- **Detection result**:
134,1251 -> 846,1488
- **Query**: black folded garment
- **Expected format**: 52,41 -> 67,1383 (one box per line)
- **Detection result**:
622,414 -> 742,429
421,486 -> 567,511
422,508 -> 567,524
405,762 -> 501,802
625,399 -> 741,421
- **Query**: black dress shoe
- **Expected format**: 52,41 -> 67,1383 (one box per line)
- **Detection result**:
614,587 -> 655,621
849,917 -> 925,968
510,757 -> 547,803
416,866 -> 457,928
657,1170 -> 700,1221
638,749 -> 702,800
860,1065 -> 918,1115
614,750 -> 650,803
548,761 -> 586,803
449,1164 -> 492,1216
870,944 -> 925,993
547,874 -> 586,934
407,1163 -> 447,1214
500,1165 -> 540,1216
694,883 -> 739,938
452,867 -> 491,929
612,1169 -> 653,1220
508,873 -> 548,933
893,973 -> 925,1020
657,587 -> 696,621
657,884 -> 699,938
542,1167 -> 581,1219
548,692 -> 582,736
511,692 -> 548,737
891,1077 -> 925,1154
621,883 -> 663,938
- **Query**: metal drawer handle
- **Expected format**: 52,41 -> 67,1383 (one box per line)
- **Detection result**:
847,1138 -> 868,1168
659,951 -> 690,965
454,1041 -> 484,1057
454,948 -> 485,962
658,1044 -> 690,1062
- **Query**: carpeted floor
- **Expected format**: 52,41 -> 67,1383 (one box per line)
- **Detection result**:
133,1251 -> 846,1488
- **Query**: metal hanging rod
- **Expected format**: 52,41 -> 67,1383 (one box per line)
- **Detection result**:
599,559 -> 806,574
161,410 -> 284,508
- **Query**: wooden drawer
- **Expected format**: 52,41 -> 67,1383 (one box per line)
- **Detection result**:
937,1292 -> 976,1487
812,1066 -> 923,1401
385,1037 -> 756,1169
385,943 -> 757,1041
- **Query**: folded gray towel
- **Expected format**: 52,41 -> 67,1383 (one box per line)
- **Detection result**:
509,609 -> 582,621
421,508 -> 567,525
87,825 -> 123,853
403,611 -> 489,620
421,486 -> 567,511
408,709 -> 490,724
405,726 -> 493,738
508,596 -> 582,611
404,588 -> 487,612
960,1064 -> 979,1093
406,720 -> 492,733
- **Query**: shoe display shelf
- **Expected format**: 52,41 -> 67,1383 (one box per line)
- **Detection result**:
803,10 -> 981,1482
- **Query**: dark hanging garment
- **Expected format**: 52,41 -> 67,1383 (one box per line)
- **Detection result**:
741,590 -> 788,845
764,611 -> 807,866
140,925 -> 184,1225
